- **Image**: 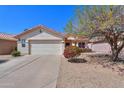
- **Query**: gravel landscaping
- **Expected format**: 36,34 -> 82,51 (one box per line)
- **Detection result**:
57,53 -> 124,88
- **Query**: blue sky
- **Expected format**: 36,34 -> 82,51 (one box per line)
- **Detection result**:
0,5 -> 76,35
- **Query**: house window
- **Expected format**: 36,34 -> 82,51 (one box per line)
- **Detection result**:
65,43 -> 70,47
22,44 -> 26,47
18,38 -> 21,41
78,42 -> 85,48
21,39 -> 26,47
40,30 -> 42,33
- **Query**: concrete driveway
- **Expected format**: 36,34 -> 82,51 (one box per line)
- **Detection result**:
0,55 -> 61,88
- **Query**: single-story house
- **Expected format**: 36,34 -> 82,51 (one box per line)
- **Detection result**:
0,33 -> 17,55
15,25 -> 64,55
14,25 -> 114,55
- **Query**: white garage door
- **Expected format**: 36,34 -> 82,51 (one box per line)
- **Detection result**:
30,40 -> 63,55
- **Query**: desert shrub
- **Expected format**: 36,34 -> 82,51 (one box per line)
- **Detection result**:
11,51 -> 21,57
14,47 -> 17,51
63,46 -> 82,59
81,48 -> 92,52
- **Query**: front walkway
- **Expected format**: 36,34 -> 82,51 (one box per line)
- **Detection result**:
0,55 -> 61,88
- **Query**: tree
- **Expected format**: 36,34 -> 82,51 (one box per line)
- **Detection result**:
64,6 -> 90,36
65,5 -> 124,61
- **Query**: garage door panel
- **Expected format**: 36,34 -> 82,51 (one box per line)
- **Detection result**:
30,40 -> 63,55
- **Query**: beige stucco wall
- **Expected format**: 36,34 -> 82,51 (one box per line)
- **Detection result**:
17,29 -> 64,55
17,29 -> 41,54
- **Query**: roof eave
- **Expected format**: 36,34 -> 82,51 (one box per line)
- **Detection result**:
0,38 -> 17,41
15,25 -> 64,39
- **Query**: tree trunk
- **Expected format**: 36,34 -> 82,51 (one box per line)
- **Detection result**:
111,49 -> 119,62
106,35 -> 124,62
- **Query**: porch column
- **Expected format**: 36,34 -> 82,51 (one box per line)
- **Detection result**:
76,43 -> 78,47
72,43 -> 75,46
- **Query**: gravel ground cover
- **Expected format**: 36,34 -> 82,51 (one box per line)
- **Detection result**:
57,53 -> 124,88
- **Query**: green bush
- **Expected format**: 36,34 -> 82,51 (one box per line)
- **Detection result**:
63,46 -> 82,59
14,47 -> 17,51
11,51 -> 21,57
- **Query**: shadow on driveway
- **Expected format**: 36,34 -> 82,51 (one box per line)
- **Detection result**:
0,60 -> 8,64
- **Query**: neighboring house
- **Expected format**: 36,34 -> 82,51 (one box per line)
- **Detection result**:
64,33 -> 89,48
0,33 -> 17,55
15,25 -> 64,55
64,34 -> 111,53
88,37 -> 111,53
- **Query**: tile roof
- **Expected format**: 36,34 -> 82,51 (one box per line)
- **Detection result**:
0,33 -> 17,41
64,33 -> 89,42
15,25 -> 64,38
